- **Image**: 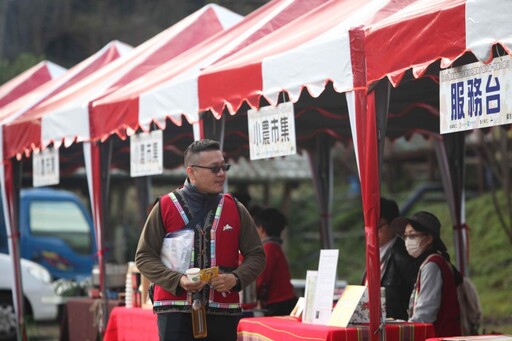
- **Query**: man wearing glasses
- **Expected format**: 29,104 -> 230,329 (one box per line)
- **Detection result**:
136,139 -> 265,341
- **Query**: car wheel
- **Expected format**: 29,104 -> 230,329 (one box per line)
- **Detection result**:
0,292 -> 17,341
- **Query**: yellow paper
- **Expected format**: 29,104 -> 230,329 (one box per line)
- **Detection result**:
199,266 -> 219,282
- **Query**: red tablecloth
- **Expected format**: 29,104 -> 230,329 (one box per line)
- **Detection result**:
237,316 -> 435,341
104,307 -> 158,341
426,336 -> 512,341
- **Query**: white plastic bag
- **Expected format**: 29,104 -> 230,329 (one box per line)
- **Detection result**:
160,229 -> 194,273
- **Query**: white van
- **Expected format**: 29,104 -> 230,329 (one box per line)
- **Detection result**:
0,253 -> 59,340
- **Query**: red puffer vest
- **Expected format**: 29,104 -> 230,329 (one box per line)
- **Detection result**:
153,191 -> 241,315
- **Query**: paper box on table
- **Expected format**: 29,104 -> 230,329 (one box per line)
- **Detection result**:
328,285 -> 386,327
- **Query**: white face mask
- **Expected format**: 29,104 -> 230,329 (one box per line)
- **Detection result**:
405,237 -> 425,258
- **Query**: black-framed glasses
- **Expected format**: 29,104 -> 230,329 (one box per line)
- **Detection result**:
400,233 -> 426,241
191,163 -> 231,174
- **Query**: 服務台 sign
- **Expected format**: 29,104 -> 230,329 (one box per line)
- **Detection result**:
440,55 -> 512,134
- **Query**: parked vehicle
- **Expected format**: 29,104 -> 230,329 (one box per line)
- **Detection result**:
0,253 -> 60,340
0,187 -> 97,280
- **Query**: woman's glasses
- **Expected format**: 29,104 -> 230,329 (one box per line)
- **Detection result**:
191,164 -> 231,174
400,233 -> 426,241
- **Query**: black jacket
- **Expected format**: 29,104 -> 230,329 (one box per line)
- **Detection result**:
362,238 -> 419,321
380,238 -> 419,320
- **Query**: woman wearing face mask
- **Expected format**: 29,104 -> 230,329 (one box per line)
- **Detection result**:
391,211 -> 462,337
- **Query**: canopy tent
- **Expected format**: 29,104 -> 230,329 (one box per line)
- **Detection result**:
79,1 -> 425,335
0,1 -> 330,335
3,0 -> 511,339
6,0 -> 328,282
0,60 -> 65,109
88,0 -> 329,140
1,4 -> 241,159
0,59 -> 65,341
354,1 -> 511,327
0,5 -> 240,337
31,0 -> 507,335
0,42 -> 133,127
192,0 -> 512,338
84,0 -> 331,310
0,40 -> 132,339
86,0 -> 336,255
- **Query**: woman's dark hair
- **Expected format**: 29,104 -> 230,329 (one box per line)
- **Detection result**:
254,207 -> 287,237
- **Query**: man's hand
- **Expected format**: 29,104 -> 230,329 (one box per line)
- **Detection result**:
179,275 -> 207,293
210,273 -> 237,293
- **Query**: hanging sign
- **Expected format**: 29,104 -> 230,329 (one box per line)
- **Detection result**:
130,130 -> 163,177
247,102 -> 297,160
440,55 -> 512,134
33,147 -> 59,187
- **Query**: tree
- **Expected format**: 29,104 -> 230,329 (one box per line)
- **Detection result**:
0,53 -> 44,85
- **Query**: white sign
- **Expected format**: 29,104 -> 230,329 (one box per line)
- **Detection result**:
312,249 -> 339,325
130,130 -> 163,177
247,102 -> 297,160
302,270 -> 318,324
440,55 -> 512,134
33,147 -> 59,187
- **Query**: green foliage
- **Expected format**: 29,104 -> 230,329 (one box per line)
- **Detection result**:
0,53 -> 45,85
464,193 -> 512,332
286,183 -> 324,278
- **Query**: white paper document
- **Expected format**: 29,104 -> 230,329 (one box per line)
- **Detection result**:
312,249 -> 339,325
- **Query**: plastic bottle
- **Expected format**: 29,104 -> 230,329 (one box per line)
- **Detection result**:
125,263 -> 134,308
191,296 -> 207,338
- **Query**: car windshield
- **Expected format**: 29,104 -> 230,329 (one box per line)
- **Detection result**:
29,201 -> 92,255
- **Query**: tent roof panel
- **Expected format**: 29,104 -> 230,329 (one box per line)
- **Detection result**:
0,61 -> 65,109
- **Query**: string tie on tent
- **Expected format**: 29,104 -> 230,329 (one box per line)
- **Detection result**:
95,246 -> 110,256
453,223 -> 469,231
7,231 -> 21,239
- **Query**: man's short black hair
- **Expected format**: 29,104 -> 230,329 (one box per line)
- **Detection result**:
254,207 -> 287,237
184,139 -> 220,166
380,197 -> 399,223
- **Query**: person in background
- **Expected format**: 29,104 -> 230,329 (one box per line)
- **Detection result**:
254,207 -> 298,316
135,139 -> 265,341
362,197 -> 419,321
391,211 -> 462,337
249,204 -> 263,221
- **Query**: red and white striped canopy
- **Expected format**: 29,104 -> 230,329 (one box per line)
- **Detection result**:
89,0 -> 329,141
1,41 -> 133,159
199,0 -> 512,116
0,41 -> 131,334
191,1 -> 509,337
1,5 -> 240,160
362,0 -> 512,87
0,61 -> 65,109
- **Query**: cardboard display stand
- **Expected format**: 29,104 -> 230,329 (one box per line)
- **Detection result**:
329,285 -> 386,328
